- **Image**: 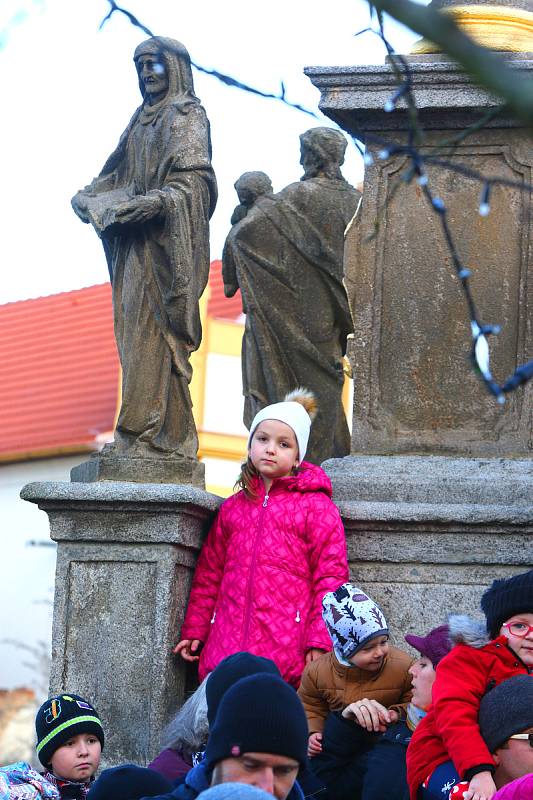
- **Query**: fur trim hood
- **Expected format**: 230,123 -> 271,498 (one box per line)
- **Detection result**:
448,614 -> 490,649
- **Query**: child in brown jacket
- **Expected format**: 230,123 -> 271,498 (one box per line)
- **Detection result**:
298,583 -> 413,800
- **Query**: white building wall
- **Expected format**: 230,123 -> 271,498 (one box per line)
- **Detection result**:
0,456 -> 81,692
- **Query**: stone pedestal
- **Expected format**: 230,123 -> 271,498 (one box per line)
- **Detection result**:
306,57 -> 533,455
324,456 -> 532,642
70,451 -> 205,488
20,481 -> 221,767
307,51 -> 533,634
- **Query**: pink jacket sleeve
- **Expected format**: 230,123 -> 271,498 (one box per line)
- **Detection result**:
304,495 -> 349,651
180,506 -> 228,643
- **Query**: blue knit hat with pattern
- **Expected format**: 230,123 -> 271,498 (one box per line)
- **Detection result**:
35,693 -> 104,767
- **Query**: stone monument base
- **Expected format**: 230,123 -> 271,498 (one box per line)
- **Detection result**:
20,480 -> 221,767
323,455 -> 533,646
70,452 -> 205,488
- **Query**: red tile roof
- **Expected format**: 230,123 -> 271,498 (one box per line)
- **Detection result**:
0,263 -> 243,462
207,260 -> 243,321
0,284 -> 119,461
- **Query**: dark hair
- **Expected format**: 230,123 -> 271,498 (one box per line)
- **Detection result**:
235,457 -> 260,498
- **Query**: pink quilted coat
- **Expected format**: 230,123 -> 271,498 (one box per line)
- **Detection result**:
180,461 -> 349,687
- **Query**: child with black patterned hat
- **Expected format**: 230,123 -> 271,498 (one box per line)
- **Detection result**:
0,694 -> 104,800
298,583 -> 413,759
35,693 -> 104,798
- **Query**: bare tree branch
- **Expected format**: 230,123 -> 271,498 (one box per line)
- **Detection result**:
100,1 -> 319,119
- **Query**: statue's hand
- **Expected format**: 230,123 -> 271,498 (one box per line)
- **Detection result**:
71,191 -> 90,224
113,194 -> 163,226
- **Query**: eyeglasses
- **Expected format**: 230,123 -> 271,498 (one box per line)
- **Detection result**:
508,733 -> 533,748
502,621 -> 533,638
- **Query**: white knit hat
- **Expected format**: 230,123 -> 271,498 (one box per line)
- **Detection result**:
248,389 -> 316,462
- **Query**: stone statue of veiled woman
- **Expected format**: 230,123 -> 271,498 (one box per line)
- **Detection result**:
72,37 -> 217,484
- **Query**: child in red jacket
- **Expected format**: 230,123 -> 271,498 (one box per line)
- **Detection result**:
174,389 -> 349,687
406,569 -> 533,800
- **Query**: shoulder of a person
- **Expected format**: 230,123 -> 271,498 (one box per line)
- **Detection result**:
386,645 -> 415,669
303,650 -> 332,682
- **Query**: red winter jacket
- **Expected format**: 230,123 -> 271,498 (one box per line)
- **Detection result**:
180,462 -> 349,687
406,635 -> 532,800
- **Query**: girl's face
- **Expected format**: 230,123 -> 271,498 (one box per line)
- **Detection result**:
408,656 -> 436,710
249,420 -> 299,488
348,635 -> 389,672
500,613 -> 533,667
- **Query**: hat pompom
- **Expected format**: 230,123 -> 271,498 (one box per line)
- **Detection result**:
284,388 -> 318,421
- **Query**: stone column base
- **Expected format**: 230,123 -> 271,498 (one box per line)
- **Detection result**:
70,453 -> 205,488
323,455 -> 533,645
20,480 -> 221,767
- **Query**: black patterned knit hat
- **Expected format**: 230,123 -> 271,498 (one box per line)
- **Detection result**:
35,693 -> 104,767
480,569 -> 533,639
322,583 -> 389,665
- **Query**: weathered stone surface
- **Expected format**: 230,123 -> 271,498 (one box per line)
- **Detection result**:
70,452 -> 205,487
307,59 -> 533,457
222,127 -> 360,464
305,56 -> 533,133
71,37 -> 217,483
323,456 -> 532,646
21,481 -> 221,767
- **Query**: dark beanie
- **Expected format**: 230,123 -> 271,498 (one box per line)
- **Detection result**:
205,674 -> 308,771
88,765 -> 172,800
479,676 -> 533,752
36,693 -> 104,767
405,625 -> 451,668
206,652 -> 281,726
480,569 -> 533,638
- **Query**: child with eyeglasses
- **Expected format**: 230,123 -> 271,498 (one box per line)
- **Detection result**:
406,569 -> 533,800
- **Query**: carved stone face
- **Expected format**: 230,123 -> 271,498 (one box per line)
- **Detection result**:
137,53 -> 169,101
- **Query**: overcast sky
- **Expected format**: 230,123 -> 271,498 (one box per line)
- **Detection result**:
1,0 -> 423,304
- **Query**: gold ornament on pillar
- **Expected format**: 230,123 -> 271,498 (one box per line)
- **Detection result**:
411,4 -> 533,54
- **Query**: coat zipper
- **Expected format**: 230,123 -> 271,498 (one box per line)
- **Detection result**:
241,491 -> 269,647
211,611 -> 216,624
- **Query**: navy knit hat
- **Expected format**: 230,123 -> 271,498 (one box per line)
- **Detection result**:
35,693 -> 104,767
206,652 -> 281,726
480,569 -> 533,639
205,674 -> 308,771
479,676 -> 533,752
88,766 -> 172,800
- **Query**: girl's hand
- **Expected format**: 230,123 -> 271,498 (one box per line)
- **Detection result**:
342,698 -> 394,733
462,772 -> 497,800
173,639 -> 202,661
308,732 -> 323,757
305,648 -> 326,665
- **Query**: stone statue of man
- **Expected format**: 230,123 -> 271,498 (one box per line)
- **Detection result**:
222,127 -> 360,465
71,37 -> 217,484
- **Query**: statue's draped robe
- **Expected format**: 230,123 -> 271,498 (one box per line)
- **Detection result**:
86,101 -> 216,457
223,176 -> 360,464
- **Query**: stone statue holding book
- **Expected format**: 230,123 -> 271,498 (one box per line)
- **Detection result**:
71,37 -> 217,484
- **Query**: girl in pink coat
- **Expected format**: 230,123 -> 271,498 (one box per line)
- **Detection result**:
174,389 -> 349,687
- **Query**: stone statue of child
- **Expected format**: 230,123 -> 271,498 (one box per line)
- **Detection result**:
71,37 -> 217,484
222,127 -> 360,465
230,171 -> 273,225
